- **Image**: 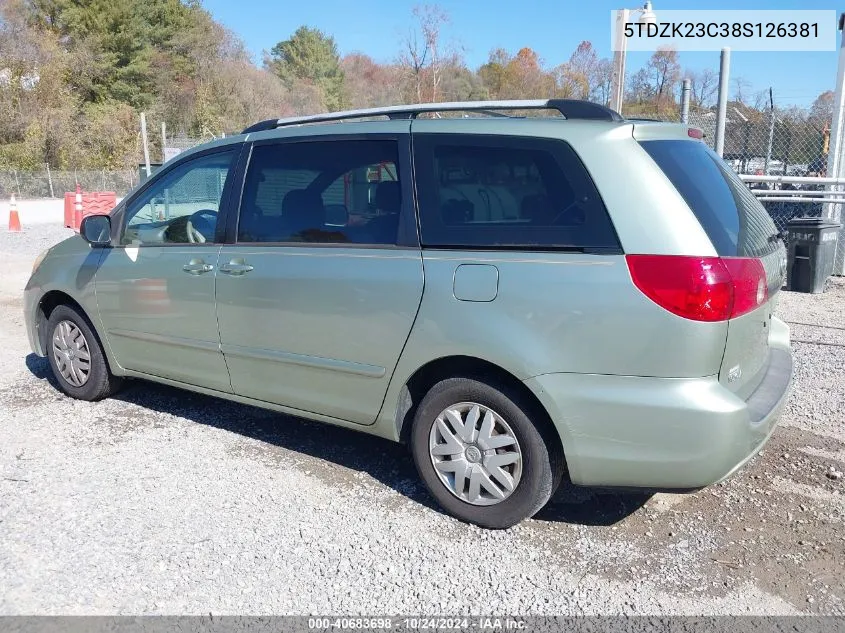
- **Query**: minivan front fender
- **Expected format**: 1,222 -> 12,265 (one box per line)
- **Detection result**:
24,237 -> 123,374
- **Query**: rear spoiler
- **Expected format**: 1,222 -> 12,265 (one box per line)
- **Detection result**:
632,121 -> 705,142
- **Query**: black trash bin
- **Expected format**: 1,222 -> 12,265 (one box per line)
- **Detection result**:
785,217 -> 841,293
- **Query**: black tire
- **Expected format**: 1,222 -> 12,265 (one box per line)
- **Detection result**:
410,376 -> 562,529
46,304 -> 123,401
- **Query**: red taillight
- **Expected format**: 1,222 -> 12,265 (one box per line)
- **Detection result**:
722,257 -> 769,317
687,127 -> 704,140
626,255 -> 768,322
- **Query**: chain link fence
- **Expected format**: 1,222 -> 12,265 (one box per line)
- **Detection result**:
165,134 -> 212,154
0,134 -> 213,199
720,107 -> 826,236
0,169 -> 138,199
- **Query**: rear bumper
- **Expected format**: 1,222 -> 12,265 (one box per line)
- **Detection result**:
524,343 -> 793,490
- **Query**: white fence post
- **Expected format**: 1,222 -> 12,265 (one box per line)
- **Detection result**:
140,112 -> 151,178
764,89 -> 776,175
714,48 -> 730,157
45,163 -> 54,198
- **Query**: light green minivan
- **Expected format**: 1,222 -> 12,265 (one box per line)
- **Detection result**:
25,100 -> 793,528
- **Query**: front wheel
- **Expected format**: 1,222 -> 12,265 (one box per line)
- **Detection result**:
410,377 -> 561,529
46,304 -> 123,401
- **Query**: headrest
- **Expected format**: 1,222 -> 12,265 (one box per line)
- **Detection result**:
281,189 -> 324,233
375,181 -> 401,213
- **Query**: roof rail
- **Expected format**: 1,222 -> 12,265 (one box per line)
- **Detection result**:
241,99 -> 623,134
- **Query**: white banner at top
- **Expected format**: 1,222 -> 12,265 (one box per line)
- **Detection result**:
611,10 -> 836,52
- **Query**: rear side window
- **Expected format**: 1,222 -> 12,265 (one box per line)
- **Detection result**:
413,134 -> 619,251
238,140 -> 402,245
640,140 -> 778,257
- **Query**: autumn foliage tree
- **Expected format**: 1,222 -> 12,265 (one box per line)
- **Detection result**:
478,48 -> 554,100
555,41 -> 610,101
341,54 -> 403,108
0,0 -> 288,169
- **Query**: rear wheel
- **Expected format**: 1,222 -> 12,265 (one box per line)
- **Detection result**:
46,304 -> 122,401
410,376 -> 561,528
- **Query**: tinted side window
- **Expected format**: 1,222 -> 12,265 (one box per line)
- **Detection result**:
123,150 -> 237,245
238,140 -> 402,245
640,140 -> 778,257
414,135 -> 618,250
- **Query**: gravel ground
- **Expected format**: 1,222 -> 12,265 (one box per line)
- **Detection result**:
0,224 -> 843,615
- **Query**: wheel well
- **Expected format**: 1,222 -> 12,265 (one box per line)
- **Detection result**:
396,356 -> 564,459
36,291 -> 90,352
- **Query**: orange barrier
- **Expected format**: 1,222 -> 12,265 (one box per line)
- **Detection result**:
8,194 -> 21,232
64,185 -> 117,231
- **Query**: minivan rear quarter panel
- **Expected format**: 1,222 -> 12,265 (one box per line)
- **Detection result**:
391,250 -> 729,380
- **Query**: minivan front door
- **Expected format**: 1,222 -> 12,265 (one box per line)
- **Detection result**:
95,148 -> 240,393
215,133 -> 423,424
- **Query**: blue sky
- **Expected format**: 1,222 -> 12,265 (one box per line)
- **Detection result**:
201,0 -> 839,107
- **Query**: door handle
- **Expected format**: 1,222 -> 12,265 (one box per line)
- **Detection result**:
182,258 -> 213,275
219,259 -> 254,276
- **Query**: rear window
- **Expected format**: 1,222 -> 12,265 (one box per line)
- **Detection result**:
640,140 -> 778,257
413,134 -> 619,251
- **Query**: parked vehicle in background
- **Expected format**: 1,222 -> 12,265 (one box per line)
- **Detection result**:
786,164 -> 808,177
24,100 -> 793,528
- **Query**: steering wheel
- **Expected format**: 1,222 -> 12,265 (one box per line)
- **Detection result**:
186,210 -> 218,243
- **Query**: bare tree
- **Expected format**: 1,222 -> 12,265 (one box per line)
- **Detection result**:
551,41 -> 613,104
686,68 -> 717,108
627,67 -> 654,104
809,90 -> 834,127
732,77 -> 753,106
398,4 -> 458,103
420,5 -> 446,102
400,19 -> 428,102
647,48 -> 681,103
591,58 -> 613,105
750,89 -> 769,112
563,41 -> 598,100
626,48 -> 680,109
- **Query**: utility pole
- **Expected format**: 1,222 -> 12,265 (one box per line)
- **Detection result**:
714,48 -> 730,157
680,78 -> 691,124
828,13 -> 845,276
826,13 -> 845,220
610,8 -> 630,114
161,121 -> 167,164
610,2 -> 657,115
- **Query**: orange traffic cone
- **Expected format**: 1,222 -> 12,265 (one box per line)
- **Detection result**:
8,194 -> 21,232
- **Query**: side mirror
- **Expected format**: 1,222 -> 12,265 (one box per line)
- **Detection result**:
80,214 -> 112,247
